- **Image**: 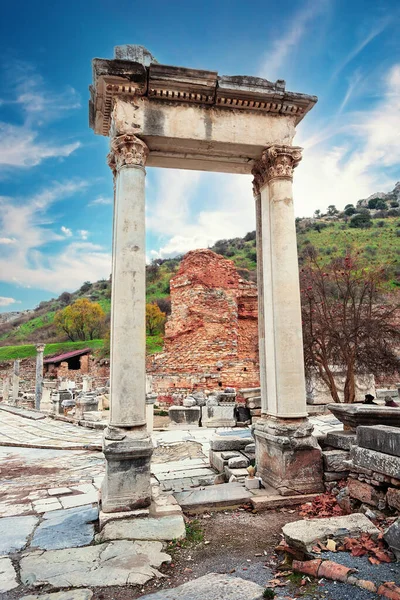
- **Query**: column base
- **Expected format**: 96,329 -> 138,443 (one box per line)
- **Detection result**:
101,426 -> 153,513
254,417 -> 324,496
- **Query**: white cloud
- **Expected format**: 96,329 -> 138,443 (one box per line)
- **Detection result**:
0,63 -> 81,171
0,181 -> 111,293
61,226 -> 72,237
0,237 -> 16,244
294,63 -> 400,215
89,196 -> 113,206
0,297 -> 20,307
78,229 -> 89,240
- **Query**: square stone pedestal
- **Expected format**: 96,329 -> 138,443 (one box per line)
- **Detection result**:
254,418 -> 324,496
101,427 -> 153,513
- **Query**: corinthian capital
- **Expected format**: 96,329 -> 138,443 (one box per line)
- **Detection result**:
107,134 -> 149,175
252,145 -> 302,190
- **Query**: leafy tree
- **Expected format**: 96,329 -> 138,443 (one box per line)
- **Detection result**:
368,198 -> 379,209
314,209 -> 321,218
54,298 -> 105,341
80,281 -> 92,294
375,199 -> 387,210
390,201 -> 399,208
301,252 -> 400,403
244,231 -> 256,242
57,291 -> 72,306
146,303 -> 166,335
344,206 -> 356,216
349,212 -> 372,228
327,205 -> 339,216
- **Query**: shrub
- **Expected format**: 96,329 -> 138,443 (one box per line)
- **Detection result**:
376,221 -> 385,228
244,230 -> 256,242
350,213 -> 372,229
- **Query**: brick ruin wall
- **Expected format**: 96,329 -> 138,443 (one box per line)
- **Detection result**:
146,249 -> 260,402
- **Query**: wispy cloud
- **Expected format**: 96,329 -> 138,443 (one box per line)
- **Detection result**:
0,61 -> 81,172
338,69 -> 363,113
331,19 -> 391,80
0,296 -> 20,307
259,0 -> 330,80
61,226 -> 72,237
294,63 -> 400,215
0,181 -> 111,292
89,196 -> 113,206
78,229 -> 89,240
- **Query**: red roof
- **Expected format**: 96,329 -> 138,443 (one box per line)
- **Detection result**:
44,347 -> 91,364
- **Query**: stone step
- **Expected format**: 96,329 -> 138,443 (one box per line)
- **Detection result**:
174,483 -> 252,512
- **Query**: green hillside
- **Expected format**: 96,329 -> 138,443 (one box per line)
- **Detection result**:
1,198 -> 399,356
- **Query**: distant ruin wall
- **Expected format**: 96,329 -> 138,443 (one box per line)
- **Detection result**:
146,249 -> 260,400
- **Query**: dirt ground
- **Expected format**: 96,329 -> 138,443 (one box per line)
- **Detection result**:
88,507 -> 301,600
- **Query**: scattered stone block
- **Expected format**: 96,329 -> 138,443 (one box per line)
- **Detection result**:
168,406 -> 200,428
323,450 -> 350,472
97,514 -> 185,542
384,517 -> 400,561
224,466 -> 248,481
203,404 -> 236,428
211,433 -> 251,452
357,425 -> 400,458
326,431 -> 356,450
283,514 -> 379,552
350,446 -> 400,479
324,471 -> 349,482
47,487 -> 72,497
227,456 -> 249,469
20,540 -> 171,588
137,572 -> 264,599
174,482 -> 252,512
244,443 -> 255,453
387,488 -> 400,512
221,451 -> 241,460
0,556 -> 18,593
245,477 -> 260,490
0,515 -> 38,554
348,478 -> 386,508
31,505 -> 98,550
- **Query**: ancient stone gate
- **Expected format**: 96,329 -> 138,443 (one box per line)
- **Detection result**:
90,45 -> 323,513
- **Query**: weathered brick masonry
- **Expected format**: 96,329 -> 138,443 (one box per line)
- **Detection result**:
146,249 -> 260,401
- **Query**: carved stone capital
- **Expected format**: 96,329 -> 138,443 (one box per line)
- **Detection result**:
107,134 -> 149,175
252,145 -> 302,189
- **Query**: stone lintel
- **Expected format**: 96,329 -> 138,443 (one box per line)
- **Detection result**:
356,425 -> 400,458
90,53 -> 317,138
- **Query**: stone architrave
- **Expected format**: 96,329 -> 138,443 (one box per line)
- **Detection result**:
12,360 -> 20,407
252,146 -> 323,495
90,45 -> 321,505
35,344 -> 45,411
101,131 -> 153,513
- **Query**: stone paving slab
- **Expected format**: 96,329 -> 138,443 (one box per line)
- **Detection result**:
97,514 -> 185,542
32,505 -> 98,550
0,515 -> 38,554
139,573 -> 264,599
0,555 -> 18,593
20,540 -> 171,588
21,591 -> 93,600
174,482 -> 253,512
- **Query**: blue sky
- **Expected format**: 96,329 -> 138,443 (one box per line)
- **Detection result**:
0,0 -> 399,311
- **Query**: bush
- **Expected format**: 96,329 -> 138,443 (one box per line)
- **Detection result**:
376,220 -> 385,228
244,231 -> 256,242
155,297 -> 171,315
350,213 -> 372,229
344,206 -> 356,216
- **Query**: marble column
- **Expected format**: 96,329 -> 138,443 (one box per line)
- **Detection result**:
2,376 -> 10,404
101,133 -> 153,513
252,145 -> 323,495
35,344 -> 45,411
12,360 -> 20,406
253,184 -> 267,416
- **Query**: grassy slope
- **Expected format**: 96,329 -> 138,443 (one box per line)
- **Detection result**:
1,215 -> 398,357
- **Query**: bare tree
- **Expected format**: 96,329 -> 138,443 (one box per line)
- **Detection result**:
300,249 -> 400,403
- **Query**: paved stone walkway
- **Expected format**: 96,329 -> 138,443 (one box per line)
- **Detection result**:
0,408 -> 102,450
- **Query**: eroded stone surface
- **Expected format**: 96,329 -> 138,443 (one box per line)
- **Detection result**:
31,505 -> 98,550
139,572 -> 264,599
0,515 -> 38,554
357,425 -> 400,458
97,514 -> 185,542
322,450 -> 350,472
0,556 -> 18,593
283,514 -> 379,552
20,540 -> 171,588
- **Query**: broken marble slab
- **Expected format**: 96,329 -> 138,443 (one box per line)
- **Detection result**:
138,572 -> 264,599
31,505 -> 98,550
0,514 -> 38,554
20,540 -> 171,588
283,513 -> 380,553
0,556 -> 18,593
97,514 -> 185,543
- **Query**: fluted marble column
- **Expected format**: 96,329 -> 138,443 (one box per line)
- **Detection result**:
101,133 -> 153,514
253,185 -> 267,416
35,344 -> 45,410
252,145 -> 323,495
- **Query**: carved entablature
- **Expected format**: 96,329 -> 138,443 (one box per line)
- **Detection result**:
90,54 -> 317,137
252,145 -> 303,190
107,134 -> 149,174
